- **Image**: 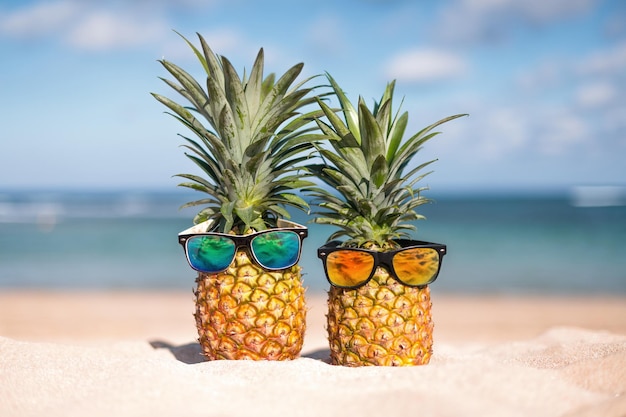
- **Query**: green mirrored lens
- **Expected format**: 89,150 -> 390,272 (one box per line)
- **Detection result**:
186,235 -> 236,273
251,231 -> 300,270
392,248 -> 440,286
326,250 -> 375,287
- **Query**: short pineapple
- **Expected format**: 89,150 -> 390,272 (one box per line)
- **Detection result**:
308,74 -> 465,366
152,33 -> 321,360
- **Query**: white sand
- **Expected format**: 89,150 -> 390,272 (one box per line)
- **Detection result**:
1,291 -> 625,417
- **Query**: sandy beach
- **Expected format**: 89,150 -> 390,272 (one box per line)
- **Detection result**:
1,290 -> 625,417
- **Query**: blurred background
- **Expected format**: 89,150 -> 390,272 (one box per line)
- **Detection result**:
1,0 -> 625,294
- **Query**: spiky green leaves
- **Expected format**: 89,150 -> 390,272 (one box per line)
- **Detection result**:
308,73 -> 467,247
152,32 -> 322,232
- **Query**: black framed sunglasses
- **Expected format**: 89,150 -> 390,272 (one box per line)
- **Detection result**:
317,240 -> 447,289
178,219 -> 308,273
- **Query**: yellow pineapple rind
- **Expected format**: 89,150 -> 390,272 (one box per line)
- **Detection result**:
195,249 -> 306,361
327,266 -> 433,367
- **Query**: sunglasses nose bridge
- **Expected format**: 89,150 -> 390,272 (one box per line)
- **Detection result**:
375,251 -> 396,273
232,241 -> 253,259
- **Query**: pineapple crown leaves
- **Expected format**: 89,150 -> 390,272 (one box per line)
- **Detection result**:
152,32 -> 326,233
307,72 -> 467,248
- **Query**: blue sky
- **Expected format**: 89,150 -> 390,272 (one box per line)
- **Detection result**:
1,0 -> 624,193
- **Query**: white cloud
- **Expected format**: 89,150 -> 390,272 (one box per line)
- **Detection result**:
480,108 -> 529,157
511,41 -> 625,156
603,106 -> 626,137
604,12 -> 626,38
515,42 -> 626,108
306,15 -> 346,56
577,41 -> 626,76
575,81 -> 617,108
188,28 -> 245,56
440,103 -> 531,160
67,11 -> 167,51
536,107 -> 589,155
0,1 -> 170,50
0,0 -> 81,37
158,28 -> 293,82
163,27 -> 266,69
385,49 -> 467,83
516,60 -> 563,91
439,94 -> 595,162
514,0 -> 594,23
436,0 -> 596,43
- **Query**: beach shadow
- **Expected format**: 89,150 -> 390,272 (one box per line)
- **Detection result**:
302,348 -> 331,363
150,340 -> 206,364
150,341 -> 332,364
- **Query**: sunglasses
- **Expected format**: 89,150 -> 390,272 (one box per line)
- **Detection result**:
178,219 -> 308,273
317,240 -> 447,289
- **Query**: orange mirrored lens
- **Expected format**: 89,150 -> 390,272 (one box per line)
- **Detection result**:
326,250 -> 375,287
392,248 -> 440,286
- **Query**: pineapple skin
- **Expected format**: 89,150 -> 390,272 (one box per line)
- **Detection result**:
194,249 -> 306,360
326,266 -> 433,366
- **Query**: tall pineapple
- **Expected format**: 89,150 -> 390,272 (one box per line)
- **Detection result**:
308,74 -> 465,366
152,33 -> 321,360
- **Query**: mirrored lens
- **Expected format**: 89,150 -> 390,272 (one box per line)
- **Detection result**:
326,250 -> 375,287
392,248 -> 440,286
186,235 -> 236,273
251,231 -> 301,270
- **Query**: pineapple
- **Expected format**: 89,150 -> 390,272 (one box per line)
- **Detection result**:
152,33 -> 321,360
308,74 -> 465,366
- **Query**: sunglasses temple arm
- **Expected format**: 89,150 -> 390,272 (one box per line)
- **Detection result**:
276,218 -> 307,229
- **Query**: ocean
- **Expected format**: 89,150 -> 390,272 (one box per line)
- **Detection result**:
1,189 -> 625,295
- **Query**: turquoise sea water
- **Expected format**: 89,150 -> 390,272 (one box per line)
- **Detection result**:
0,189 -> 625,295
